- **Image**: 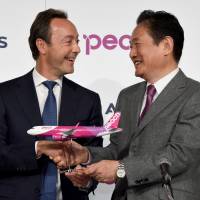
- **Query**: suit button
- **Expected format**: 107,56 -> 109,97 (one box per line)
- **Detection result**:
135,180 -> 141,184
144,178 -> 149,182
140,179 -> 145,184
17,167 -> 23,171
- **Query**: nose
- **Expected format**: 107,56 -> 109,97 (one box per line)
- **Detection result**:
73,42 -> 81,54
129,45 -> 137,59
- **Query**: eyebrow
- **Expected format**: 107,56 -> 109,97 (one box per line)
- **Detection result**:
131,37 -> 139,41
61,35 -> 79,41
129,38 -> 139,45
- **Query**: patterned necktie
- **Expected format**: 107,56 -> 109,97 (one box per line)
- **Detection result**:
139,84 -> 156,122
40,81 -> 57,200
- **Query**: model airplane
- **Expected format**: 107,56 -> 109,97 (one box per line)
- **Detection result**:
27,112 -> 122,140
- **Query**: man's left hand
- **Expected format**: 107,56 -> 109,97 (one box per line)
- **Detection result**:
82,160 -> 119,184
65,165 -> 92,188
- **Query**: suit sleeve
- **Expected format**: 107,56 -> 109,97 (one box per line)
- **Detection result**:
76,93 -> 103,147
88,90 -> 125,162
0,93 -> 39,173
123,88 -> 200,187
77,93 -> 103,194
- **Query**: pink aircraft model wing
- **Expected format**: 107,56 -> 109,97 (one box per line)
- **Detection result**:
27,112 -> 122,140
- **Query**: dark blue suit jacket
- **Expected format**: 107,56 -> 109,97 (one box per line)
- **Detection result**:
0,70 -> 103,200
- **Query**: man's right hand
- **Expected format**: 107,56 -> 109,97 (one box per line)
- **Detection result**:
36,141 -> 68,168
62,140 -> 90,166
36,140 -> 90,169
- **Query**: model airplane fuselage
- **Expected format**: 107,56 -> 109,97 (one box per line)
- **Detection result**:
27,112 -> 122,140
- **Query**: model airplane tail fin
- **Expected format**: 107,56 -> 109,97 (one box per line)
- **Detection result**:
104,112 -> 121,130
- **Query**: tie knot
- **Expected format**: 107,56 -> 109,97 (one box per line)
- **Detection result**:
147,84 -> 156,97
43,81 -> 57,91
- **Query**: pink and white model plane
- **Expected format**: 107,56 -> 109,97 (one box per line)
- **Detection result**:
27,112 -> 122,140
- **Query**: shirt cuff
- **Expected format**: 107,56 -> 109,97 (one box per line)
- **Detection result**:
81,151 -> 91,166
35,141 -> 41,159
78,179 -> 93,192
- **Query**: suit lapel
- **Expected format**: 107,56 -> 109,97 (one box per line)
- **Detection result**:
58,77 -> 77,125
16,74 -> 78,127
135,70 -> 187,137
15,70 -> 42,127
127,82 -> 146,133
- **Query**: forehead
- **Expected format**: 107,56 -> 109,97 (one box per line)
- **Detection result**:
50,18 -> 78,37
131,24 -> 152,41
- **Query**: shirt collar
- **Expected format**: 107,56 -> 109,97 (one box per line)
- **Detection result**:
147,67 -> 179,95
32,68 -> 63,87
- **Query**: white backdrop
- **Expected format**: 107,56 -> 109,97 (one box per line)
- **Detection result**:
1,0 -> 200,199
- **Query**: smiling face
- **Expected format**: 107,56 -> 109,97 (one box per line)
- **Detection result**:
129,24 -> 172,83
36,18 -> 80,80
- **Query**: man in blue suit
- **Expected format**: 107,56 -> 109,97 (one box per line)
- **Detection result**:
0,8 -> 102,200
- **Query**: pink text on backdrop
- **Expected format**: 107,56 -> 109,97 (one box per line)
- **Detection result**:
83,34 -> 131,55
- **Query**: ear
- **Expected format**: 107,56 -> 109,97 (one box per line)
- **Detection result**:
162,36 -> 174,56
35,38 -> 48,56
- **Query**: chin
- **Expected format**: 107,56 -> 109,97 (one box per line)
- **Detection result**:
67,70 -> 74,75
135,71 -> 142,78
69,67 -> 74,73
64,66 -> 74,74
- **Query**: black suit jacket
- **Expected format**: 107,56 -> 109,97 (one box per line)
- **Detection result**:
0,70 -> 103,200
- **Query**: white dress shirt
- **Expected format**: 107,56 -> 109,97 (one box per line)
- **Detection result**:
32,68 -> 62,118
32,68 -> 63,200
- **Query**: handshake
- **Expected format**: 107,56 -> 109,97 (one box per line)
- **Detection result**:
37,140 -> 89,168
37,140 -> 119,187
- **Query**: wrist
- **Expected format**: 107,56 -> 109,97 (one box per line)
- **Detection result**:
35,141 -> 41,159
36,141 -> 43,158
78,179 -> 93,192
82,147 -> 90,164
36,140 -> 50,157
116,161 -> 126,178
81,148 -> 91,165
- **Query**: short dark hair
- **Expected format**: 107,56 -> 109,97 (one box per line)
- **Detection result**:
28,8 -> 68,60
137,10 -> 184,63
